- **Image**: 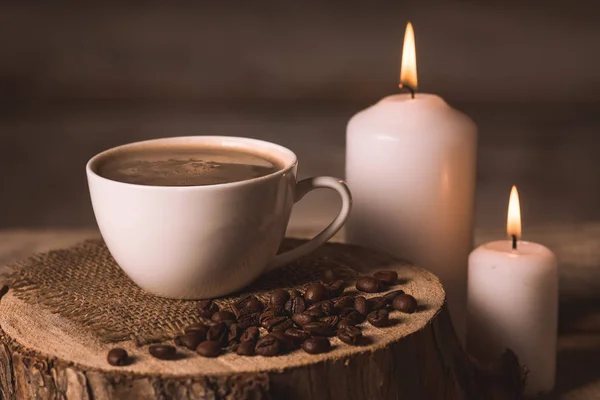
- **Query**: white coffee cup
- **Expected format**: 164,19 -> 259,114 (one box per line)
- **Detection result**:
86,136 -> 352,299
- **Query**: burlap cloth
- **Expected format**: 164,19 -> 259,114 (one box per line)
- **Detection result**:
6,238 -> 360,345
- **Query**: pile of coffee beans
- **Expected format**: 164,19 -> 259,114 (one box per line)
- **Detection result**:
107,269 -> 419,365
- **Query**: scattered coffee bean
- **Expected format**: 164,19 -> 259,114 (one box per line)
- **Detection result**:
291,313 -> 315,327
207,322 -> 228,346
178,332 -> 205,350
307,300 -> 338,316
269,330 -> 297,351
304,283 -> 330,304
337,318 -> 356,329
367,309 -> 390,327
149,344 -> 176,360
326,280 -> 346,297
232,295 -> 264,318
184,322 -> 209,337
237,312 -> 261,329
236,340 -> 256,356
285,296 -> 307,315
227,323 -> 243,345
337,326 -> 363,346
197,299 -> 219,318
263,316 -> 294,332
290,289 -> 303,298
255,335 -> 282,357
107,348 -> 129,366
304,307 -> 325,318
392,294 -> 418,313
333,296 -> 355,309
354,296 -> 370,315
270,289 -> 291,307
284,328 -> 311,343
373,270 -> 398,285
339,307 -> 365,325
240,326 -> 260,343
260,306 -> 286,325
211,310 -> 236,323
320,315 -> 340,329
383,290 -> 405,304
367,296 -> 388,310
196,341 -> 221,357
302,337 -> 331,354
356,277 -> 384,293
303,321 -> 335,337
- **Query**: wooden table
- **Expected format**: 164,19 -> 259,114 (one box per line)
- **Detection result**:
1,226 -> 599,400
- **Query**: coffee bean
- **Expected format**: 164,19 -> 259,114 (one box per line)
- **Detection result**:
337,318 -> 357,329
392,294 -> 418,313
232,295 -> 264,318
337,326 -> 363,345
373,270 -> 398,285
184,323 -> 209,337
236,340 -> 256,356
367,309 -> 390,327
197,299 -> 219,318
107,348 -> 129,366
291,313 -> 315,327
237,312 -> 261,329
304,283 -> 330,304
196,341 -> 221,357
285,296 -> 306,315
228,323 -> 243,345
270,289 -> 291,307
303,321 -> 335,337
367,296 -> 388,310
302,337 -> 331,354
320,315 -> 340,329
207,322 -> 228,346
326,280 -> 346,297
356,277 -> 384,293
307,300 -> 338,316
240,326 -> 260,343
322,268 -> 337,284
269,330 -> 297,351
290,289 -> 303,298
259,306 -> 286,324
255,335 -> 282,357
211,310 -> 236,323
383,290 -> 405,304
284,328 -> 311,343
178,332 -> 205,350
339,307 -> 365,325
333,296 -> 355,309
263,316 -> 293,332
149,344 -> 176,360
354,296 -> 370,315
304,307 -> 325,318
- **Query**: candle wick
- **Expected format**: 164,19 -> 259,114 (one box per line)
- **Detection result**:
512,235 -> 518,250
399,84 -> 416,99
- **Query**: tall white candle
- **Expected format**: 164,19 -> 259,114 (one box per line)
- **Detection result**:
345,23 -> 477,340
467,186 -> 558,397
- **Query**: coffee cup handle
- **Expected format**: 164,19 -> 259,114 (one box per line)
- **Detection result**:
266,176 -> 352,271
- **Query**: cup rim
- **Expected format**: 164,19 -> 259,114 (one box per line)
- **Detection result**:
86,136 -> 298,190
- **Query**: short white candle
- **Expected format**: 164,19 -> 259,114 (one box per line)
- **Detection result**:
345,22 -> 477,340
467,186 -> 558,397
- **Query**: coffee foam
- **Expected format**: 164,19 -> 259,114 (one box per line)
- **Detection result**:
96,145 -> 284,187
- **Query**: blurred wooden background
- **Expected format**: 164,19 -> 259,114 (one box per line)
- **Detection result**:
0,1 -> 599,230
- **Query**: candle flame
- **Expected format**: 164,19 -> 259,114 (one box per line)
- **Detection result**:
507,185 -> 522,239
400,22 -> 418,90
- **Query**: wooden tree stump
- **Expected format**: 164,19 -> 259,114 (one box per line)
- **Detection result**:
0,239 -> 523,399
